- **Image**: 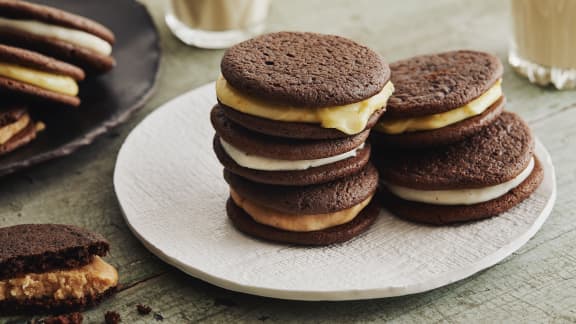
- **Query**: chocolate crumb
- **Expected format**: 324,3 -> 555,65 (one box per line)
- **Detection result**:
104,311 -> 121,324
153,312 -> 164,321
136,304 -> 152,315
258,315 -> 270,321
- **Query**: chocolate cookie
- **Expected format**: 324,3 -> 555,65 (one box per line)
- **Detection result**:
381,157 -> 544,225
0,0 -> 116,74
0,45 -> 84,106
0,118 -> 39,155
218,103 -> 385,139
224,163 -> 378,215
386,50 -> 503,118
211,105 -> 369,160
371,96 -> 505,149
227,197 -> 379,245
0,224 -> 108,280
0,105 -> 43,155
221,31 -> 390,107
0,44 -> 84,79
0,224 -> 118,314
214,135 -> 371,186
377,112 -> 534,190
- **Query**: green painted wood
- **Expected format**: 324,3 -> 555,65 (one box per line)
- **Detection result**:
2,0 -> 576,322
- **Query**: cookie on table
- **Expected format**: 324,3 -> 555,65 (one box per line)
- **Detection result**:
225,164 -> 380,245
376,112 -> 544,225
0,44 -> 85,107
0,104 -> 44,155
0,0 -> 116,74
217,31 -> 393,139
371,50 -> 504,148
0,224 -> 119,315
211,104 -> 371,186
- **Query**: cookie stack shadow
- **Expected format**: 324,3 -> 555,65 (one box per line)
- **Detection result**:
211,32 -> 394,245
370,50 -> 544,225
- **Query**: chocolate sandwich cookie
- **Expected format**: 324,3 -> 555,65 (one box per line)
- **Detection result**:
0,224 -> 119,314
217,31 -> 393,139
0,104 -> 44,155
376,112 -> 544,225
212,105 -> 371,185
371,50 -> 504,148
0,0 -> 116,74
0,44 -> 85,107
224,164 -> 379,245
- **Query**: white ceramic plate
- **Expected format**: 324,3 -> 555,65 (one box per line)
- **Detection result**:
114,83 -> 557,301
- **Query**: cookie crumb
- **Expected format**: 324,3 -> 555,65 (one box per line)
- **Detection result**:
38,312 -> 83,324
104,311 -> 121,324
137,304 -> 152,315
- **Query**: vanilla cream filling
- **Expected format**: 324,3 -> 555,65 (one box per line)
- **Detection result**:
0,113 -> 30,145
216,75 -> 394,135
231,189 -> 373,232
385,158 -> 534,205
0,62 -> 78,96
0,256 -> 118,302
0,17 -> 112,56
376,79 -> 502,134
220,138 -> 363,171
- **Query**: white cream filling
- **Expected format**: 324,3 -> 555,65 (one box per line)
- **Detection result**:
385,158 -> 535,205
0,17 -> 112,56
220,138 -> 363,171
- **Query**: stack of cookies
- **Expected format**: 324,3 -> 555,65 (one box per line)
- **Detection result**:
212,32 -> 394,245
371,50 -> 544,225
0,0 -> 115,155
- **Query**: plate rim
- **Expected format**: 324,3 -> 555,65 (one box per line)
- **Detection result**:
0,0 -> 161,177
115,82 -> 557,301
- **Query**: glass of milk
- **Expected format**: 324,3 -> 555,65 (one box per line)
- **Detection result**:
509,0 -> 576,89
166,0 -> 271,49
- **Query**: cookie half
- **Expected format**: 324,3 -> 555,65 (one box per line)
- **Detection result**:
0,0 -> 116,74
0,224 -> 118,314
0,44 -> 85,106
376,112 -> 542,224
372,50 -> 504,148
217,31 -> 393,137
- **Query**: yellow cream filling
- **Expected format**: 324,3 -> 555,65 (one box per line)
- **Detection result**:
231,189 -> 373,232
0,256 -> 118,302
0,113 -> 30,145
216,75 -> 394,135
0,62 -> 78,96
375,79 -> 502,134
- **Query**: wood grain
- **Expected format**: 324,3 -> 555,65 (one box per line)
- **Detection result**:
2,0 -> 576,322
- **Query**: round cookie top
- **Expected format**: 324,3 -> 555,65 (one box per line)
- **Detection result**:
386,50 -> 503,118
0,224 -> 109,280
0,44 -> 85,80
224,163 -> 379,215
0,0 -> 115,44
221,31 -> 390,107
379,112 -> 534,190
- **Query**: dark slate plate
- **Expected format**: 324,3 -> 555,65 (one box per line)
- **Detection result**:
0,0 -> 160,176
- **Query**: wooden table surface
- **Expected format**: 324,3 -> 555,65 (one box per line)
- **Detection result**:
3,0 -> 576,323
